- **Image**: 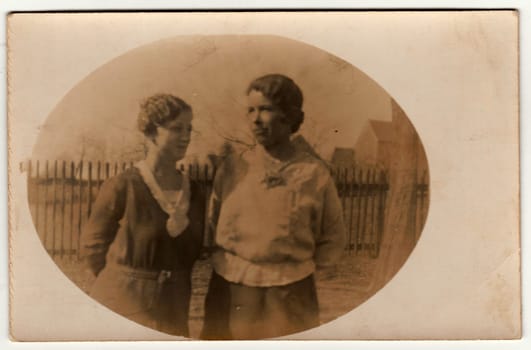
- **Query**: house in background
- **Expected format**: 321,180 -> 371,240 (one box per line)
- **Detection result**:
330,147 -> 356,168
355,119 -> 394,169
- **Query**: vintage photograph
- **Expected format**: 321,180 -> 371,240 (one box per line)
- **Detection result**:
7,11 -> 519,341
19,34 -> 429,339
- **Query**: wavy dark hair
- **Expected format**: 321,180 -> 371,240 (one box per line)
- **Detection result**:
246,74 -> 305,133
137,93 -> 192,139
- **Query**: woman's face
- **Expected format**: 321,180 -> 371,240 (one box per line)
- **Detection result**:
246,90 -> 292,148
152,111 -> 192,162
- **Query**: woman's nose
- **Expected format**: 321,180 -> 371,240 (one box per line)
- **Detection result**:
252,111 -> 262,124
174,131 -> 190,143
181,132 -> 191,143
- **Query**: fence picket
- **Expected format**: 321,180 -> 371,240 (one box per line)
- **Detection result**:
87,162 -> 93,218
60,161 -> 66,258
375,170 -> 387,258
27,160 -> 32,207
361,170 -> 371,252
347,167 -> 355,254
70,161 -> 75,258
367,169 -> 374,255
77,161 -> 84,259
34,160 -> 40,233
203,163 -> 213,248
353,168 -> 363,255
43,160 -> 49,248
369,170 -> 379,258
97,161 -> 102,191
340,168 -> 347,221
52,161 -> 58,256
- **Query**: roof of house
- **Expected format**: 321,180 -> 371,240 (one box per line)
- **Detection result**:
331,147 -> 355,165
369,120 -> 394,142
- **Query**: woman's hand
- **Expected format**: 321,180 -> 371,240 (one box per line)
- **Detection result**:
177,153 -> 216,180
176,141 -> 236,179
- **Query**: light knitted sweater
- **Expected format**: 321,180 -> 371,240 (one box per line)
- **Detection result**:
210,146 -> 347,287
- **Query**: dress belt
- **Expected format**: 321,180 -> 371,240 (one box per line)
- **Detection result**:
107,264 -> 189,284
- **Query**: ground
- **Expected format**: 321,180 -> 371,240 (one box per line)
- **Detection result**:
58,252 -> 378,339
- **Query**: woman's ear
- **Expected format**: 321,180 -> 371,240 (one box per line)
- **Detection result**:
147,128 -> 159,146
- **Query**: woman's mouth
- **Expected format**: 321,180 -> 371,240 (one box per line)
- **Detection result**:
253,128 -> 267,136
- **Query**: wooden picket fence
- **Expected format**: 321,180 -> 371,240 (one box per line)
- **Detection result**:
23,160 -> 427,260
331,167 -> 389,258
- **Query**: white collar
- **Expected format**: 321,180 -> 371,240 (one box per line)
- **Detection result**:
135,160 -> 190,237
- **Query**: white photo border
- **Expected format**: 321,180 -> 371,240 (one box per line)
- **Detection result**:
1,1 -> 528,349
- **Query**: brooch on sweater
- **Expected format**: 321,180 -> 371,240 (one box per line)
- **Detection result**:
261,171 -> 286,189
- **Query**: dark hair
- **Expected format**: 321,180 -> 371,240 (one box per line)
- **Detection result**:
137,93 -> 192,138
246,74 -> 304,133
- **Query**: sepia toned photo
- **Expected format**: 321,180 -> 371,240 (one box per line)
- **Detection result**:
7,11 -> 520,341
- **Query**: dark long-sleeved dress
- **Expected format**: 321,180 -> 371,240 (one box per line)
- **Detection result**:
80,167 -> 205,337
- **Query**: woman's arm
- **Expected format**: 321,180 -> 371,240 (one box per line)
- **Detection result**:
207,162 -> 225,243
80,176 -> 126,276
315,177 -> 347,267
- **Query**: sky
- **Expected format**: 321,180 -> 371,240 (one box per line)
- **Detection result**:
33,35 -> 392,162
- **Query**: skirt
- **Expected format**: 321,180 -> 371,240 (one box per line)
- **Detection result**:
89,264 -> 192,337
200,271 -> 320,340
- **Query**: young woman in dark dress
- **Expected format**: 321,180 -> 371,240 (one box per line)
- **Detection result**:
81,94 -> 205,337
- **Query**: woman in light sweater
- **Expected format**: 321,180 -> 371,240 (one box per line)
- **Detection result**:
201,74 -> 346,339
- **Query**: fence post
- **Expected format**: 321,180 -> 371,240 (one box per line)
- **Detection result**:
340,168 -> 347,225
347,166 -> 356,253
203,163 -> 213,250
43,160 -> 49,251
34,160 -> 40,234
367,169 -> 374,256
87,161 -> 93,218
369,170 -> 379,258
188,163 -> 193,181
60,161 -> 66,259
361,169 -> 371,254
353,168 -> 362,255
97,161 -> 102,191
27,159 -> 32,205
343,167 -> 353,255
77,161 -> 84,260
70,161 -> 75,259
373,170 -> 388,258
51,160 -> 58,257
